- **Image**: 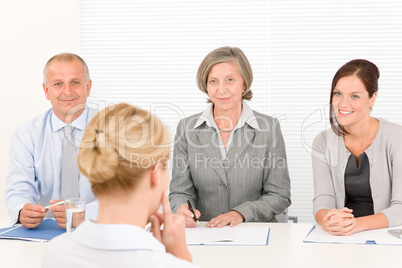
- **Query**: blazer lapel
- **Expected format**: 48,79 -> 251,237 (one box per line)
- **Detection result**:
226,127 -> 255,173
197,129 -> 228,185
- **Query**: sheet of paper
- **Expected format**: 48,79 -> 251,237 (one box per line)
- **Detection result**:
186,225 -> 235,244
304,224 -> 402,245
186,225 -> 269,246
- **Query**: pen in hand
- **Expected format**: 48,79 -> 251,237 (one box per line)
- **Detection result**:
44,200 -> 66,210
187,200 -> 198,222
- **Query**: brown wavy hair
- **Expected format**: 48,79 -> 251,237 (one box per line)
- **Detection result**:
329,59 -> 380,136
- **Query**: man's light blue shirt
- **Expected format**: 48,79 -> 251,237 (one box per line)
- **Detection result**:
5,107 -> 97,223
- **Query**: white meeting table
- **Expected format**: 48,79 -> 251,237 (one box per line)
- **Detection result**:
0,217 -> 400,268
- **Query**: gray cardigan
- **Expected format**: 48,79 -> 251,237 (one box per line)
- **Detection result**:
312,118 -> 402,227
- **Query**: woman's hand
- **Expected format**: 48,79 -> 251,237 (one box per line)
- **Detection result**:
176,203 -> 201,228
150,194 -> 192,263
323,208 -> 356,236
207,211 -> 244,228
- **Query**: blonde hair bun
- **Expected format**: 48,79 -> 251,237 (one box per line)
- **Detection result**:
77,103 -> 170,196
79,144 -> 120,184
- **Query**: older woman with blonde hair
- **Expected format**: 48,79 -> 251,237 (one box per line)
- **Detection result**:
169,46 -> 291,228
43,103 -> 197,267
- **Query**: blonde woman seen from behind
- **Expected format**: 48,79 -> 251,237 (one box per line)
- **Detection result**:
42,103 -> 197,268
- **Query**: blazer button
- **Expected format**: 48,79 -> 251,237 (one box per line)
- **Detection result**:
220,183 -> 228,189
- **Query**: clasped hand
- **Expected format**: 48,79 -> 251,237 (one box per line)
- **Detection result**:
324,207 -> 356,236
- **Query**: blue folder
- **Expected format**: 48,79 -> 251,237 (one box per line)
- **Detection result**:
0,219 -> 65,242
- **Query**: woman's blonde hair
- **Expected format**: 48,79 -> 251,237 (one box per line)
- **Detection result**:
78,103 -> 170,196
196,46 -> 253,103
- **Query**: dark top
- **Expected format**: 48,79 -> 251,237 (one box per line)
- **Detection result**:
344,152 -> 374,217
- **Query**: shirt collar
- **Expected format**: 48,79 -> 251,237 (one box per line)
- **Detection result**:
193,103 -> 218,129
71,220 -> 166,252
193,101 -> 260,131
51,107 -> 89,132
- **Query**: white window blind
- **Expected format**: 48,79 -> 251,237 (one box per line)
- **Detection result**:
79,0 -> 402,222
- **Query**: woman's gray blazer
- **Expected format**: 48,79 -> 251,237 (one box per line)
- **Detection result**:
169,110 -> 291,222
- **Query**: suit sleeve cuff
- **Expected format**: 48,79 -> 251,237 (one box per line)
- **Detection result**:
231,203 -> 251,222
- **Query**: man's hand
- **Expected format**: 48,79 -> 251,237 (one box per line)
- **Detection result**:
18,203 -> 46,229
48,199 -> 66,229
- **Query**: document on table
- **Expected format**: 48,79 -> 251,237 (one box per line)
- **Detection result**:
186,225 -> 270,246
304,224 -> 402,245
0,219 -> 65,242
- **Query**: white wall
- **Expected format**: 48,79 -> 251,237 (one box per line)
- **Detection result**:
0,0 -> 79,216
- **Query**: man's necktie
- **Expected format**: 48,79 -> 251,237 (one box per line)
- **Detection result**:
61,125 -> 79,199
